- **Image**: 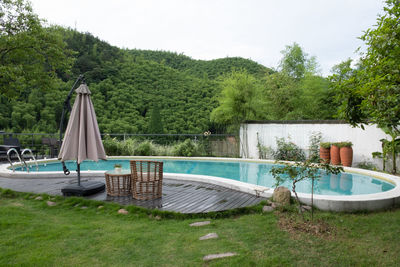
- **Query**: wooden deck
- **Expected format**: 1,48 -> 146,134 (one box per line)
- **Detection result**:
88,178 -> 265,213
0,175 -> 266,214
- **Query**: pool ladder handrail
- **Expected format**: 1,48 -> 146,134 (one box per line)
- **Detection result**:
7,148 -> 29,172
21,148 -> 39,172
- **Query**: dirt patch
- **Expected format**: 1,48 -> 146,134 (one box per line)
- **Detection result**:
278,213 -> 336,240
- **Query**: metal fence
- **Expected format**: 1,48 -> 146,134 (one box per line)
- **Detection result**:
0,132 -> 240,158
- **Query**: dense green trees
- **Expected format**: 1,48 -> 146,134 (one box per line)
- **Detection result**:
211,70 -> 266,131
331,0 -> 400,134
265,43 -> 335,120
330,0 -> 400,173
148,104 -> 164,134
210,43 -> 336,130
1,0 -> 338,136
0,0 -> 73,131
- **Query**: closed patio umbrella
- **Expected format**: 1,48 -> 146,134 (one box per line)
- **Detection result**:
58,81 -> 106,196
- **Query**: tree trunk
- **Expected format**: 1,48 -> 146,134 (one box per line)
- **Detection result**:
293,181 -> 304,220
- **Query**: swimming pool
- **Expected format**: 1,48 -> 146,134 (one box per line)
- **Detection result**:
11,157 -> 396,196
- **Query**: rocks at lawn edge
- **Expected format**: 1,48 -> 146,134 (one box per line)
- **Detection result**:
301,205 -> 312,212
262,205 -> 274,212
273,186 -> 291,205
118,208 -> 128,214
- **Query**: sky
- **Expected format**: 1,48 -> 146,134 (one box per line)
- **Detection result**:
29,0 -> 384,76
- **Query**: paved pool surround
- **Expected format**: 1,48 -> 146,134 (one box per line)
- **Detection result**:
1,156 -> 399,212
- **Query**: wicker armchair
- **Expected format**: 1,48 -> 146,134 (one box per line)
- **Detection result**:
130,160 -> 163,200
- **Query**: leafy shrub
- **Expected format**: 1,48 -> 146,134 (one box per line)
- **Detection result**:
320,142 -> 331,149
308,132 -> 322,162
102,136 -> 120,155
104,137 -> 206,157
357,161 -> 376,171
273,137 -> 305,161
337,141 -> 353,148
173,139 -> 206,157
135,141 -> 155,156
258,145 -> 274,159
153,144 -> 174,156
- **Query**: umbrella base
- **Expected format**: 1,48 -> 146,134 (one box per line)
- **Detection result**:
61,181 -> 105,196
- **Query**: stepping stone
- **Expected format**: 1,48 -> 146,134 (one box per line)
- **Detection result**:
203,252 -> 237,261
199,233 -> 218,240
98,205 -> 104,209
262,205 -> 274,212
301,205 -> 312,211
118,208 -> 128,214
47,201 -> 56,206
81,206 -> 88,209
35,196 -> 43,200
190,221 -> 211,227
271,202 -> 282,209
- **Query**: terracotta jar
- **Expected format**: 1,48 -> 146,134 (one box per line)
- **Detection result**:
330,144 -> 341,165
319,147 -> 330,163
340,146 -> 353,167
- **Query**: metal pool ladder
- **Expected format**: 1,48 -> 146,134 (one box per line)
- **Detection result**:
7,148 -> 28,172
21,148 -> 39,172
7,148 -> 38,172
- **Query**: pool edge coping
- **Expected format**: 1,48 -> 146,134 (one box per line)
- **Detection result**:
1,156 -> 400,211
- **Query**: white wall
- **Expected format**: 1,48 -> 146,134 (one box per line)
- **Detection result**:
239,121 -> 392,166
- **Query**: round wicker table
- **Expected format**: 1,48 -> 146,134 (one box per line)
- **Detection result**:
104,169 -> 132,196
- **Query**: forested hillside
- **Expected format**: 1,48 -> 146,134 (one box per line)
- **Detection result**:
1,26 -> 272,134
127,49 -> 272,79
0,0 -> 337,135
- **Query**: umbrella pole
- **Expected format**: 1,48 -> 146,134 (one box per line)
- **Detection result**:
77,163 -> 81,186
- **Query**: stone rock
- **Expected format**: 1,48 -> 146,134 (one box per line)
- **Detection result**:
47,201 -> 56,206
118,208 -> 128,214
271,202 -> 282,209
74,204 -> 80,207
35,196 -> 43,200
155,215 -> 161,220
190,221 -> 211,227
199,233 -> 219,240
273,186 -> 291,205
203,252 -> 237,261
97,205 -> 104,209
301,205 -> 312,212
262,205 -> 274,212
81,206 -> 88,209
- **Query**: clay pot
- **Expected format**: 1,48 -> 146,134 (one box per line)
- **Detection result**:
340,146 -> 353,167
319,147 -> 330,163
330,144 -> 341,165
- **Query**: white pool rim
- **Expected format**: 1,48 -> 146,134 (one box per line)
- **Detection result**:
1,156 -> 399,212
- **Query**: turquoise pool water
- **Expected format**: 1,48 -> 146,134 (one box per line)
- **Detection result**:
21,159 -> 395,195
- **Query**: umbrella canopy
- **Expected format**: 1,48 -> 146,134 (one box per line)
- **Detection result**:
58,83 -> 106,164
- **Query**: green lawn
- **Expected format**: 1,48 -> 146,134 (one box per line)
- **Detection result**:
0,191 -> 399,266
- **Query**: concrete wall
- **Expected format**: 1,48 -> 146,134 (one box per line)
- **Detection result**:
239,121 -> 398,168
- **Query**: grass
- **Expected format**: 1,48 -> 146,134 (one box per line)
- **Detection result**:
1,190 -> 400,266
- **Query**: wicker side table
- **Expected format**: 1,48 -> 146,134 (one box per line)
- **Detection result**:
105,169 -> 132,196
